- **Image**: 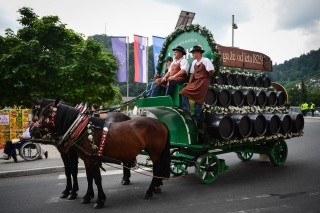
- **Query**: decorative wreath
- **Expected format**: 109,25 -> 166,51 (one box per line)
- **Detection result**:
156,24 -> 222,75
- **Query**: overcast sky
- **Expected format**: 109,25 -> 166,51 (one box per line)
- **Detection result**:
0,0 -> 319,64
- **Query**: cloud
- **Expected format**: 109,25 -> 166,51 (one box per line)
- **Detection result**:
152,0 -> 251,42
274,0 -> 320,31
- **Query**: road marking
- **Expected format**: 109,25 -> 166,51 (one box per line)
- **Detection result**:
58,168 -> 151,179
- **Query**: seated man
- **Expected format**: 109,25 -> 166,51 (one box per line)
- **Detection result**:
150,46 -> 189,97
146,56 -> 173,97
2,121 -> 48,162
180,45 -> 216,121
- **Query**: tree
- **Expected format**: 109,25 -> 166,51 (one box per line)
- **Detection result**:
0,7 -> 119,107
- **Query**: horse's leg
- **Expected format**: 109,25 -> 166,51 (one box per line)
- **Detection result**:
121,162 -> 131,185
82,167 -> 95,204
92,164 -> 106,209
68,149 -> 79,200
60,153 -> 72,198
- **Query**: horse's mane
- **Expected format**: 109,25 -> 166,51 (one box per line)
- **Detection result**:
55,104 -> 80,136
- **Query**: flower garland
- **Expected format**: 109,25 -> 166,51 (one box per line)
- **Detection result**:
156,24 -> 222,75
203,104 -> 288,115
210,132 -> 304,148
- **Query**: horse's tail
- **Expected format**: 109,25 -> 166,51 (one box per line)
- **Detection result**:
158,124 -> 171,179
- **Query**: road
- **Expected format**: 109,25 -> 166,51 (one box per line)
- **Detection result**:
0,117 -> 319,213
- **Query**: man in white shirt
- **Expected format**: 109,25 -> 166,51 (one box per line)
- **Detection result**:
180,45 -> 215,121
150,46 -> 189,97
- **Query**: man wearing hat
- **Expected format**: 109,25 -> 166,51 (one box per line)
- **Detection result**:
146,56 -> 173,97
150,46 -> 189,97
180,45 -> 215,121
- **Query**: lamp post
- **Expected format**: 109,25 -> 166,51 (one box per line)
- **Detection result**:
232,15 -> 238,47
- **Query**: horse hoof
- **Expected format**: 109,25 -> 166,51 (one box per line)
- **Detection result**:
68,193 -> 77,200
81,198 -> 91,204
144,192 -> 153,199
121,179 -> 130,185
60,192 -> 70,199
94,202 -> 105,209
153,187 -> 161,194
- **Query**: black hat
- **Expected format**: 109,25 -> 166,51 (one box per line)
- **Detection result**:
190,45 -> 205,53
165,56 -> 173,62
172,46 -> 186,55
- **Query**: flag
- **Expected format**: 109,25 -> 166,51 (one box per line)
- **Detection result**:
111,36 -> 127,82
134,35 -> 148,83
152,36 -> 165,74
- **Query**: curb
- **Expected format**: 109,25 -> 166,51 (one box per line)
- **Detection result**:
0,166 -> 85,179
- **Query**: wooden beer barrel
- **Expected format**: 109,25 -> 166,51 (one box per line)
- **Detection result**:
262,76 -> 271,88
264,114 -> 281,135
277,113 -> 292,134
231,114 -> 252,138
244,76 -> 255,87
249,114 -> 267,136
218,89 -> 231,107
235,75 -> 245,86
255,76 -> 264,87
214,75 -> 226,85
243,90 -> 256,106
230,90 -> 244,106
256,90 -> 267,107
226,73 -> 236,85
205,115 -> 234,140
266,91 -> 277,106
276,91 -> 286,106
289,112 -> 304,132
205,88 -> 218,105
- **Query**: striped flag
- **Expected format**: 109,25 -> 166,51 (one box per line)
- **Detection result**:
152,36 -> 165,75
134,35 -> 148,83
111,36 -> 127,82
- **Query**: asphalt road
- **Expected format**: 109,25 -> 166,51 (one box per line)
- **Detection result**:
0,118 -> 319,213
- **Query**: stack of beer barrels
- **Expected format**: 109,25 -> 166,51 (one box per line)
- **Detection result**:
204,71 -> 304,142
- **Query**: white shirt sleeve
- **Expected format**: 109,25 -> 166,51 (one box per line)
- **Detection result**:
189,60 -> 197,74
21,128 -> 31,138
202,58 -> 215,72
179,58 -> 189,72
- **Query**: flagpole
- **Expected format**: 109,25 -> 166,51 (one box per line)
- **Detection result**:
126,36 -> 129,113
146,37 -> 149,89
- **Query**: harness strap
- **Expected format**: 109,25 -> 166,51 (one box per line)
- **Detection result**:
97,121 -> 111,156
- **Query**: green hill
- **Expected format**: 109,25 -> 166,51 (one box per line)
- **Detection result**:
271,48 -> 320,84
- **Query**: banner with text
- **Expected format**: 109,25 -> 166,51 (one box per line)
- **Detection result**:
217,45 -> 272,71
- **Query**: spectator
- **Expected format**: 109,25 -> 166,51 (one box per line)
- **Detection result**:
309,102 -> 315,117
1,121 -> 48,162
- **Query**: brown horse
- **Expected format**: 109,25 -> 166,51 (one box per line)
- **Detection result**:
31,98 -> 132,201
31,99 -> 171,208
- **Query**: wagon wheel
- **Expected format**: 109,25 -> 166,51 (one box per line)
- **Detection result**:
236,151 -> 253,161
170,149 -> 188,176
269,139 -> 288,166
19,141 -> 41,161
195,154 -> 220,184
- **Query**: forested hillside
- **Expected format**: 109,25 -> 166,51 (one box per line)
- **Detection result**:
271,48 -> 320,83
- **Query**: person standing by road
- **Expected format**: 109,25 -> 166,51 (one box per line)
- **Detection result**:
309,102 -> 315,117
179,45 -> 215,122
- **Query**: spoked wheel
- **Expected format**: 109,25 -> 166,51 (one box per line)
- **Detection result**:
236,151 -> 253,161
170,149 -> 188,176
19,142 -> 41,161
195,154 -> 220,184
269,139 -> 288,166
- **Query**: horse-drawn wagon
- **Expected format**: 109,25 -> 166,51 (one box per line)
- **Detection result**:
135,24 -> 304,184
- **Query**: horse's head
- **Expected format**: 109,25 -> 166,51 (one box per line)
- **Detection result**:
30,98 -> 61,140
